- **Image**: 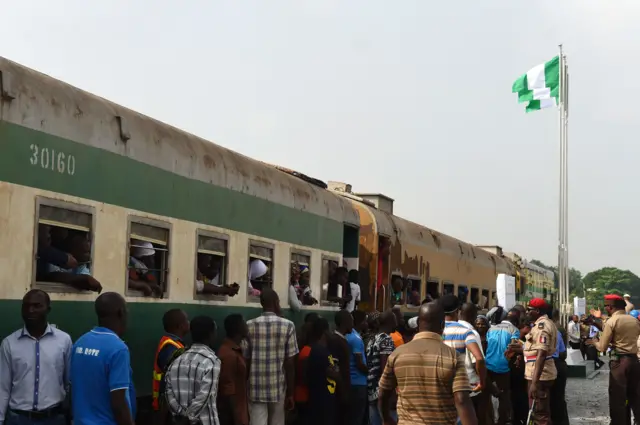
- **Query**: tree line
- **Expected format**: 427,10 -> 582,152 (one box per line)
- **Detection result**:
529,260 -> 640,310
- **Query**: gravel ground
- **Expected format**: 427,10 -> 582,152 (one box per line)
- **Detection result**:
567,365 -> 611,425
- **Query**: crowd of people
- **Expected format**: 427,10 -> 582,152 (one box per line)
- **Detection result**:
1,287 -> 640,425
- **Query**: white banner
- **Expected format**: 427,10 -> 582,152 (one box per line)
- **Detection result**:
574,296 -> 586,316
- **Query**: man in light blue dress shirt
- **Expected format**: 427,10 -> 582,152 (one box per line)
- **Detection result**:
0,289 -> 72,425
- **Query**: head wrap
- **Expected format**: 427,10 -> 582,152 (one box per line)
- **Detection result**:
407,316 -> 418,330
131,239 -> 155,258
368,310 -> 381,324
528,298 -> 547,309
624,294 -> 631,298
300,266 -> 309,275
248,259 -> 268,280
630,310 -> 640,319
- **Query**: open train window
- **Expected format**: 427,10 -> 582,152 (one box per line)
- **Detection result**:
426,279 -> 440,300
248,242 -> 274,303
458,285 -> 469,303
443,281 -> 454,295
481,289 -> 490,309
195,231 -> 230,301
127,219 -> 170,298
470,287 -> 480,305
291,250 -> 316,306
33,199 -> 97,293
321,257 -> 341,306
406,276 -> 422,307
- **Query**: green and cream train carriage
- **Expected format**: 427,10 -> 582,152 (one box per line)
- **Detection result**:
0,56 -> 361,401
0,55 -> 520,411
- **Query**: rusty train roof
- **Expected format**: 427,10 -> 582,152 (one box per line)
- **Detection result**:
0,56 -> 360,228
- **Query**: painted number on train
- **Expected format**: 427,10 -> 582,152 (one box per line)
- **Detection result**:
29,144 -> 76,176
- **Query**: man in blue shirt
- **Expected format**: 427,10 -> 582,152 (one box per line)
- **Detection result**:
71,292 -> 135,425
347,310 -> 368,425
551,329 -> 569,425
485,307 -> 520,425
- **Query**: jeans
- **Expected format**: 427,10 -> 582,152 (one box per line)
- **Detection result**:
368,402 -> 396,425
6,411 -> 66,425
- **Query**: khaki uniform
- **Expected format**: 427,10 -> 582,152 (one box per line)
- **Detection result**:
523,315 -> 557,425
595,310 -> 640,425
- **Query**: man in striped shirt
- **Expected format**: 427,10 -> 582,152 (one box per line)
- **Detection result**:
440,295 -> 485,371
166,316 -> 221,425
379,301 -> 476,425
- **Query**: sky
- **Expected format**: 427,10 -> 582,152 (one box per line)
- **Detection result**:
2,0 -> 639,274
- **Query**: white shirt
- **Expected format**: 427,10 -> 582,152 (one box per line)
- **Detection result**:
567,321 -> 580,343
345,282 -> 361,312
458,319 -> 484,397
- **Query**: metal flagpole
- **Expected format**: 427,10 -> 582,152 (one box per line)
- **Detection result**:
564,55 -> 570,316
557,44 -> 567,322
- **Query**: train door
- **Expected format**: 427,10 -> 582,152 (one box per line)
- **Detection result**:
375,236 -> 391,311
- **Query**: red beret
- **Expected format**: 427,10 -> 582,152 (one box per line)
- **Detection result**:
604,294 -> 624,301
528,298 -> 547,309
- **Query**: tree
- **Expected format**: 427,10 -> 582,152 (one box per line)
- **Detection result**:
582,267 -> 640,306
529,259 -> 584,297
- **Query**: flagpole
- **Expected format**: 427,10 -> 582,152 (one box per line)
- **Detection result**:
557,44 -> 566,322
564,54 -> 570,316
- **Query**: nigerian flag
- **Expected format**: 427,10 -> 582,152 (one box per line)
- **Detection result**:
512,56 -> 560,113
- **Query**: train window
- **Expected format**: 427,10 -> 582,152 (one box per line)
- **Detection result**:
458,285 -> 469,303
290,250 -> 317,306
481,289 -> 490,309
248,241 -> 274,303
406,276 -> 421,307
195,232 -> 237,300
426,279 -> 440,300
321,257 -> 341,306
470,287 -> 480,305
127,220 -> 170,298
34,200 -> 98,293
443,282 -> 454,295
390,274 -> 405,307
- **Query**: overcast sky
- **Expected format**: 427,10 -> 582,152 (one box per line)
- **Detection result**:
3,0 -> 639,274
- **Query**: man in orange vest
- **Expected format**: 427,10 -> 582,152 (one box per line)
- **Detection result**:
152,309 -> 189,413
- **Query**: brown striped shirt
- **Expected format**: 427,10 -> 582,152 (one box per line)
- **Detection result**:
378,332 -> 470,424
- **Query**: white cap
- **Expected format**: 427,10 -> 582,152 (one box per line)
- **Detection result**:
131,240 -> 155,257
249,259 -> 268,280
625,294 -> 631,298
408,316 -> 418,330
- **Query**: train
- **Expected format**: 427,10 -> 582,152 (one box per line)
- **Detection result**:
0,56 -> 556,406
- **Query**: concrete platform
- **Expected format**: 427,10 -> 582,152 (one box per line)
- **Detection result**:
566,348 -> 596,378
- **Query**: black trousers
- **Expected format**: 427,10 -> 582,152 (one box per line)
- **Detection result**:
550,358 -> 569,425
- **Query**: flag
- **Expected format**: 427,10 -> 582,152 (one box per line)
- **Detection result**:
512,55 -> 560,113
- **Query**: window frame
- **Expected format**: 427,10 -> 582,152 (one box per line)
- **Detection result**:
426,278 -> 440,299
194,229 -> 230,302
320,254 -> 341,307
405,274 -> 422,308
247,240 -> 275,304
32,197 -> 97,293
443,280 -> 454,296
125,215 -> 172,298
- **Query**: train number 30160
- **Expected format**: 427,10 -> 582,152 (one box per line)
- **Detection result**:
29,144 -> 76,176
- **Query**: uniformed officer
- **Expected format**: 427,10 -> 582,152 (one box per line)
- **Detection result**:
522,298 -> 557,425
592,294 -> 640,425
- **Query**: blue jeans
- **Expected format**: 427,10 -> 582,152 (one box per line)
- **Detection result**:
6,411 -> 66,425
369,402 -> 397,425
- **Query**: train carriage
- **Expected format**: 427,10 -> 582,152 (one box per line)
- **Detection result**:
0,57 -> 361,403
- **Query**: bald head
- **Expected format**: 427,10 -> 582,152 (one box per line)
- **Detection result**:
260,288 -> 280,311
379,310 -> 397,332
418,301 -> 445,334
95,292 -> 127,336
460,302 -> 478,323
95,292 -> 126,319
